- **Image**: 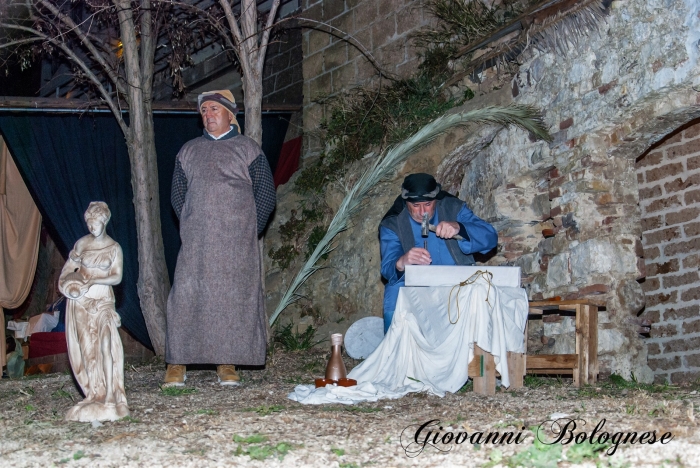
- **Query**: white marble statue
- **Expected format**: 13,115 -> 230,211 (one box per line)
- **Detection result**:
58,202 -> 129,422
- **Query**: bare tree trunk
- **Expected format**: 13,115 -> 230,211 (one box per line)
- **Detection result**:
115,0 -> 169,355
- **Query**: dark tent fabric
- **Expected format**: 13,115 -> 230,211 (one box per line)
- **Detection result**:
0,111 -> 289,349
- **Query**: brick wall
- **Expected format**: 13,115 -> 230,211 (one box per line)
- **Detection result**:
263,26 -> 304,106
301,0 -> 432,157
636,120 -> 700,383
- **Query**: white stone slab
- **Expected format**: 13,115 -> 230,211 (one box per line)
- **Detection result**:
344,317 -> 385,360
404,265 -> 521,288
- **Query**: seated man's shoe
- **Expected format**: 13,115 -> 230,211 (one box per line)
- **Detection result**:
217,365 -> 241,386
163,364 -> 186,387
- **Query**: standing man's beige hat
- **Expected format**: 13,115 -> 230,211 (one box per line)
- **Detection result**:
197,90 -> 241,133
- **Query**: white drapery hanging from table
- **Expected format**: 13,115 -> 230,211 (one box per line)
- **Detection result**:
288,276 -> 528,405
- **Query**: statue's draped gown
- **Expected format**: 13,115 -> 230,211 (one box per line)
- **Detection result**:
65,243 -> 128,420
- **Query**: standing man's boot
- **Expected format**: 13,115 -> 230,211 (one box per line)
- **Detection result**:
164,364 -> 186,387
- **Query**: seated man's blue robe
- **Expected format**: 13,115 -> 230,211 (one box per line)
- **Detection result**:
379,200 -> 497,332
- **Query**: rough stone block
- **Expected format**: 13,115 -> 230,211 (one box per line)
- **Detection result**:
664,336 -> 700,353
671,370 -> 700,384
666,207 -> 700,225
396,5 -> 423,36
645,290 -> 677,308
377,0 -> 405,18
648,355 -> 681,370
689,155 -> 700,171
324,0 -> 346,20
303,51 -> 324,77
641,277 -> 660,292
664,304 -> 700,321
645,163 -> 684,183
682,320 -> 700,335
664,174 -> 700,193
645,259 -> 680,277
683,222 -> 700,237
668,138 -> 700,159
372,14 -> 396,47
684,188 -> 700,205
639,185 -> 662,199
643,245 -> 660,260
636,149 -> 663,168
644,195 -> 682,213
546,252 -> 570,288
330,10 -> 354,36
331,62 -> 356,93
684,123 -> 700,140
682,253 -> 700,269
571,239 -> 636,279
308,72 -> 331,100
637,172 -> 645,184
647,342 -> 661,355
664,237 -> 700,256
597,328 -> 626,354
681,287 -> 700,302
324,41 -> 347,71
643,226 -> 681,245
308,30 -> 331,55
641,215 -> 663,231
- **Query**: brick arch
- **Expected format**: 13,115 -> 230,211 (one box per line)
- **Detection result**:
636,116 -> 700,383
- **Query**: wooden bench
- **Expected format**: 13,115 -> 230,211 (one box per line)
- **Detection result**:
467,300 -> 598,395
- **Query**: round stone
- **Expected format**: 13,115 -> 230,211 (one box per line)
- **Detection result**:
344,317 -> 384,360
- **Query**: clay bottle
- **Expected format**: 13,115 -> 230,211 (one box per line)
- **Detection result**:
325,333 -> 347,381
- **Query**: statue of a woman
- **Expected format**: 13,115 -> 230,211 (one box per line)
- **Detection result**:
58,202 -> 129,422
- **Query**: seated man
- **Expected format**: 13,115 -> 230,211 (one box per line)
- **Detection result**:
379,173 -> 498,332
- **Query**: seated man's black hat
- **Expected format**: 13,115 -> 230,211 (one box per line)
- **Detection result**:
401,173 -> 445,202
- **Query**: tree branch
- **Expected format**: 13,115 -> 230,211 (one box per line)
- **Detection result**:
257,0 -> 281,72
37,0 -> 126,95
0,22 -> 128,135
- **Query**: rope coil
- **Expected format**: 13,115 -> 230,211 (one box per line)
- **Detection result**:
447,270 -> 494,324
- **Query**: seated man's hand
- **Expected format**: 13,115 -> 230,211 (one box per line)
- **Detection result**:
435,221 -> 460,239
396,247 -> 432,271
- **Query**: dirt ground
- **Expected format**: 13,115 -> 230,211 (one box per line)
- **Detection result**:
1,349 -> 699,468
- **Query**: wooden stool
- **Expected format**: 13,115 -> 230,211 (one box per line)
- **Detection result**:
466,299 -> 598,394
527,300 -> 598,386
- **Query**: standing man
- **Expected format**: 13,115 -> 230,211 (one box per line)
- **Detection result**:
165,90 -> 276,386
379,173 -> 498,332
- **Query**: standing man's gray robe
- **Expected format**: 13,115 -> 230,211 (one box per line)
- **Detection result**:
166,130 -> 273,365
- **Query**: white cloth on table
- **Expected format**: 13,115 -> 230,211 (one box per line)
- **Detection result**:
288,276 -> 528,405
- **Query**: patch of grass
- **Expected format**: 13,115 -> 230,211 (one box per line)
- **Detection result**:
196,409 -> 218,415
241,405 -> 285,416
233,435 -> 296,461
24,404 -> 36,412
331,447 -> 345,456
120,415 -> 141,423
565,440 -> 609,463
160,386 -> 198,396
233,434 -> 269,444
284,376 -> 307,385
500,426 -> 562,468
73,450 -> 85,460
274,323 -> 326,352
578,374 -> 679,399
524,375 -> 548,388
458,380 -> 473,393
183,448 -> 207,456
339,463 -> 360,468
52,388 -> 74,401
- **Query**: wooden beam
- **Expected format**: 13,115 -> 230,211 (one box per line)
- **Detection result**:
527,354 -> 578,369
0,96 -> 301,113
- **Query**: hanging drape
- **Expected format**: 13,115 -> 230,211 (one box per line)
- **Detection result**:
0,135 -> 42,367
0,112 -> 289,350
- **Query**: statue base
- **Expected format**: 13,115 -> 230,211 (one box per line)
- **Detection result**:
65,401 -> 129,422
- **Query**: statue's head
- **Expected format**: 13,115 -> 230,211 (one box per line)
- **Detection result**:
84,201 -> 111,226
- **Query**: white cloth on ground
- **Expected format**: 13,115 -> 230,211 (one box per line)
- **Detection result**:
288,276 -> 528,405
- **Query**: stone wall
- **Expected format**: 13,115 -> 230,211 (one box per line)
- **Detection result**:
637,119 -> 700,383
301,0 -> 432,157
269,0 -> 700,382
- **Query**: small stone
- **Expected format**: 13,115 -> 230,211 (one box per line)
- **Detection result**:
91,420 -> 104,428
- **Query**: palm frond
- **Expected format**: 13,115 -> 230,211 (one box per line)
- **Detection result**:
269,105 -> 550,326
